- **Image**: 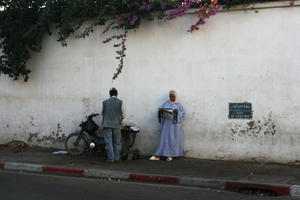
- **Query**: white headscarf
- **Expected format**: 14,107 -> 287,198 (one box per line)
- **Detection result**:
169,90 -> 178,104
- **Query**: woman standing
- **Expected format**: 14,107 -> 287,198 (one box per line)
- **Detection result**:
150,90 -> 185,162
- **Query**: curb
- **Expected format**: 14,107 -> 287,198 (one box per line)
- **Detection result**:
130,174 -> 180,184
0,161 -> 299,196
226,181 -> 291,196
43,166 -> 84,175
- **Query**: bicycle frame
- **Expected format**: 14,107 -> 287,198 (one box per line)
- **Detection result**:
75,131 -> 91,147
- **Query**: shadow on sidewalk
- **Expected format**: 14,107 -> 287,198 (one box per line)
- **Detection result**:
1,146 -> 300,186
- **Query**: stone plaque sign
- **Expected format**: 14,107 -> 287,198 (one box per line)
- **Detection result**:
229,103 -> 252,119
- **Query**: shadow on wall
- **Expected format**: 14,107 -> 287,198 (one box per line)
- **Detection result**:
0,140 -> 29,153
27,123 -> 66,147
228,113 -> 276,141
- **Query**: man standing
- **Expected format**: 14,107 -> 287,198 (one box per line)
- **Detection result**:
101,88 -> 124,163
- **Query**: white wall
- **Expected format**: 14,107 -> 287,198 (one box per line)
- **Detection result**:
1,1 -> 300,163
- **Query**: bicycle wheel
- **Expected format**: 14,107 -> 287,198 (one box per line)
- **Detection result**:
65,132 -> 86,156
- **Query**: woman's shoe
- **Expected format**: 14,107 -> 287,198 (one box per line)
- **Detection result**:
166,157 -> 173,162
149,156 -> 160,161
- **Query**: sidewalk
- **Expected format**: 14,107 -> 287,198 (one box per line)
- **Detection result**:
1,147 -> 300,197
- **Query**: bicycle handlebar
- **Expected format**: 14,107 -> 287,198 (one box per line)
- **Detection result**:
87,113 -> 99,118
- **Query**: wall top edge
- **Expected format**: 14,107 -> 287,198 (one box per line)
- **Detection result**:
224,0 -> 299,11
185,0 -> 299,14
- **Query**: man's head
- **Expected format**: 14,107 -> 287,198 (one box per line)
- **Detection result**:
109,88 -> 118,97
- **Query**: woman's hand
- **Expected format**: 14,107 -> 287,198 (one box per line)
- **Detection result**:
173,109 -> 179,113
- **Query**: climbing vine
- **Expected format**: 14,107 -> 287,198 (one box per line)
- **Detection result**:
0,0 -> 295,81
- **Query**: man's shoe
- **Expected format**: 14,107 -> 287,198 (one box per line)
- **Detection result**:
106,160 -> 115,164
115,159 -> 121,164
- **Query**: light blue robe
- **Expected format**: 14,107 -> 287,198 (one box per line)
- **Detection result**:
155,101 -> 185,157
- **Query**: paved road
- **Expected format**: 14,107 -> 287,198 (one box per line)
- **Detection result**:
0,171 -> 297,200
